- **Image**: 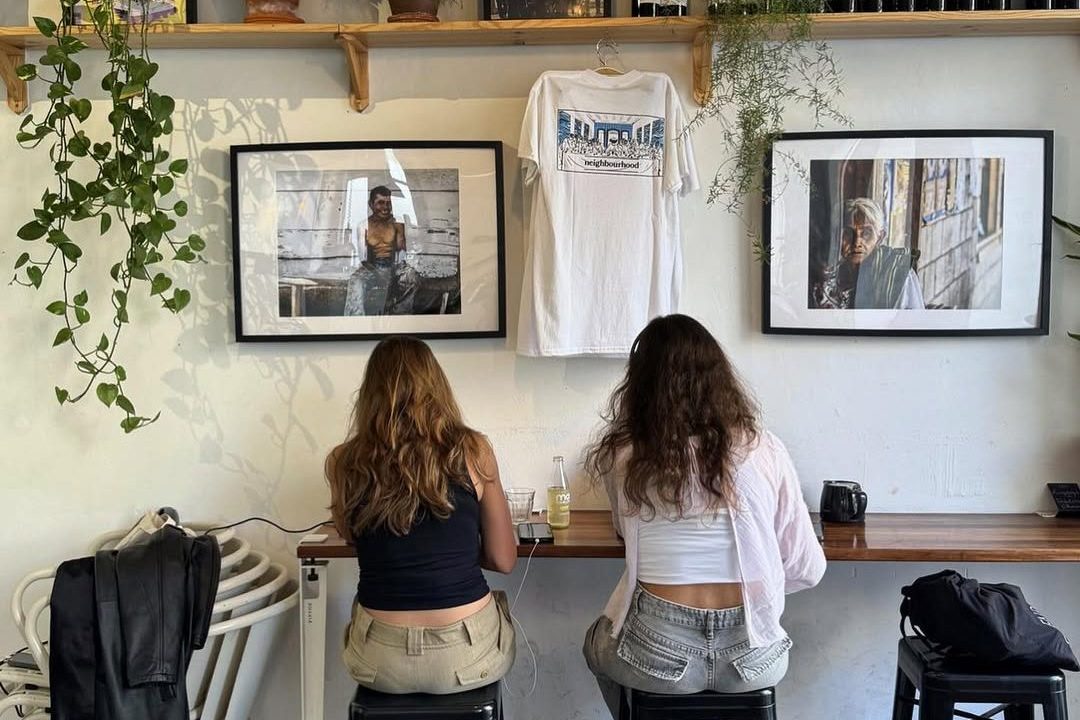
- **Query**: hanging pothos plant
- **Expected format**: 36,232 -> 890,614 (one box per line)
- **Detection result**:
692,0 -> 849,258
13,0 -> 203,433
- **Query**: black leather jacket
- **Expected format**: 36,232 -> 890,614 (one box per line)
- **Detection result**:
50,525 -> 220,720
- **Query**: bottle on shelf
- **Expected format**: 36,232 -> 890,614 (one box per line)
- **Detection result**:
633,0 -> 689,15
547,455 -> 571,530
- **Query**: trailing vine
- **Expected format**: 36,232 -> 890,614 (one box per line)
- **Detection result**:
692,0 -> 849,256
13,0 -> 203,433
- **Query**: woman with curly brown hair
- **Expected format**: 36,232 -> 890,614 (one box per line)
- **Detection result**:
582,315 -> 825,717
326,336 -> 517,695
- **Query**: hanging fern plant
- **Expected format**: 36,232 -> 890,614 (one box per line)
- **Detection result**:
13,0 -> 203,433
692,0 -> 849,256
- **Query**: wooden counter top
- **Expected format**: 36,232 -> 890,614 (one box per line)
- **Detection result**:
298,510 -> 1080,563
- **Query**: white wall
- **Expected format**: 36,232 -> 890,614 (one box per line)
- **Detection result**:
1,1 -> 1079,717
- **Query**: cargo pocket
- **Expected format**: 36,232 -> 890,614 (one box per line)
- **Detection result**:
615,622 -> 689,682
343,650 -> 379,687
455,651 -> 505,689
731,636 -> 792,683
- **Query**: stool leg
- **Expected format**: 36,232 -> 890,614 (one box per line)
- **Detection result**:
1042,693 -> 1069,720
918,690 -> 955,720
1003,706 -> 1035,720
891,667 -> 916,720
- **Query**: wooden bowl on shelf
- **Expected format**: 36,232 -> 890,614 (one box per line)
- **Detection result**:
244,0 -> 305,23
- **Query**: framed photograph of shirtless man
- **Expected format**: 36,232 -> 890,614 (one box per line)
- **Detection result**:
230,141 -> 505,341
763,130 -> 1051,336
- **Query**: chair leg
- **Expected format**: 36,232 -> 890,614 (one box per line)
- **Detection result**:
1003,705 -> 1035,720
1042,692 -> 1070,720
891,667 -> 916,720
918,689 -> 955,720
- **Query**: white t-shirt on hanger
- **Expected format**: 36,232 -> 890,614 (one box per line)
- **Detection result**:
517,70 -> 699,357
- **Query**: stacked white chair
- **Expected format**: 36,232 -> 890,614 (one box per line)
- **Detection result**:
0,515 -> 298,719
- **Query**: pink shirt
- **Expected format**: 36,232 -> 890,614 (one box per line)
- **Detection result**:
601,431 -> 827,648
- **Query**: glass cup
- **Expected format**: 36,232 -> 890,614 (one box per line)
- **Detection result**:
505,488 -> 536,524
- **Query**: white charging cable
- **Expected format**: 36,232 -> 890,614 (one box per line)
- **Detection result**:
504,538 -> 540,698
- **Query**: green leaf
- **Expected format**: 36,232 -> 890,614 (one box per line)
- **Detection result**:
46,300 -> 66,315
27,266 -> 42,288
14,253 -> 30,270
59,242 -> 82,262
17,221 -> 47,241
168,159 -> 189,175
55,386 -> 69,404
173,200 -> 188,217
74,290 -> 88,306
117,307 -> 129,324
115,365 -> 127,382
119,82 -> 145,100
121,417 -> 142,433
96,383 -> 119,407
76,361 -> 95,373
15,64 -> 37,81
33,16 -> 57,38
188,235 -> 206,252
100,213 -> 112,235
68,179 -> 88,202
97,334 -> 109,352
1069,332 -> 1080,342
54,160 -> 73,173
16,131 -> 35,143
63,59 -> 82,83
48,82 -> 71,100
116,395 -> 135,414
175,246 -> 196,262
113,290 -> 127,307
53,327 -> 72,346
70,97 -> 91,122
103,188 -> 127,207
157,176 -> 174,196
110,262 -> 122,281
172,288 -> 191,313
67,134 -> 90,157
74,306 -> 90,324
151,273 -> 172,295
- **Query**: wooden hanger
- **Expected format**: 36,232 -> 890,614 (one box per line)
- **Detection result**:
592,38 -> 626,76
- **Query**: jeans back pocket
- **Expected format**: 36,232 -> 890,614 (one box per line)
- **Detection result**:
616,622 -> 689,682
731,636 -> 792,683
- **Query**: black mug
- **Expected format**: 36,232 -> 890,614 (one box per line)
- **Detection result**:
819,480 -> 867,523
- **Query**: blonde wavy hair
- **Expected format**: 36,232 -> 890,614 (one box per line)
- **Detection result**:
326,336 -> 486,537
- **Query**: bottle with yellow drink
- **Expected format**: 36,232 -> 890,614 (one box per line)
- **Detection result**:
547,455 -> 571,529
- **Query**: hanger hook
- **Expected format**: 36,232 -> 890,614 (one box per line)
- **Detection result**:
596,37 -> 619,67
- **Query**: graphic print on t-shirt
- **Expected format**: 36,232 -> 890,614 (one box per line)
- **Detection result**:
557,109 -> 665,178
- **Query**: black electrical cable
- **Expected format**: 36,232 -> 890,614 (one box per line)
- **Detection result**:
200,517 -> 332,536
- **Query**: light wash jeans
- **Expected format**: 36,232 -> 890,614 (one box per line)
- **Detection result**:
583,586 -> 791,719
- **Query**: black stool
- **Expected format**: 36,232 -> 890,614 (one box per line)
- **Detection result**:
620,686 -> 778,720
349,682 -> 502,719
892,637 -> 1069,720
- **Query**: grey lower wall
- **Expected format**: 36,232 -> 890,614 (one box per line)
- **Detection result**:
253,559 -> 1080,719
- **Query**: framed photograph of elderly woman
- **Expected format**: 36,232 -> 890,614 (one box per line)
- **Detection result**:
230,141 -> 505,342
762,130 -> 1052,336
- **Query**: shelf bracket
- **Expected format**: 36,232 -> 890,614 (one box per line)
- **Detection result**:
692,30 -> 711,107
0,41 -> 27,114
337,34 -> 369,113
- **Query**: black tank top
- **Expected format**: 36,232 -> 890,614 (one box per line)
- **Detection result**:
354,482 -> 490,611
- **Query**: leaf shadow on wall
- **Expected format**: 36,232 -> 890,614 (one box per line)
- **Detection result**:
159,98 -> 337,547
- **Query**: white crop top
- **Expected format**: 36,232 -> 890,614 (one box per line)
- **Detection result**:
637,510 -> 742,584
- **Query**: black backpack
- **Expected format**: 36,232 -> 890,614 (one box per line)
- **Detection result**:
900,569 -> 1079,671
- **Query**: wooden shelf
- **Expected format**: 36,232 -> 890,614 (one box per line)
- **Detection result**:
3,12 -> 1080,112
297,510 -> 1080,562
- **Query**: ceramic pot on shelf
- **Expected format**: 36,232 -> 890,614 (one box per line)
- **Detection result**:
244,0 -> 305,23
387,0 -> 441,22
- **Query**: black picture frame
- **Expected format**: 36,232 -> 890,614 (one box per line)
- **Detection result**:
230,140 -> 506,343
760,129 -> 1054,338
482,0 -> 612,20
